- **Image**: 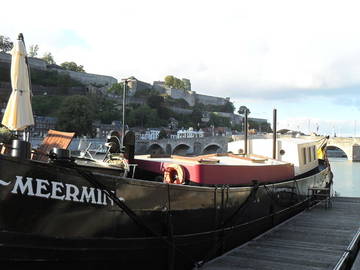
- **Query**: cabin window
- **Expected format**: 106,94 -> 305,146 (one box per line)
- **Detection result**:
280,149 -> 285,155
312,145 -> 316,160
302,147 -> 307,165
308,147 -> 312,162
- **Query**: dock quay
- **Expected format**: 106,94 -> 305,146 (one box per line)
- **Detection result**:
199,197 -> 360,270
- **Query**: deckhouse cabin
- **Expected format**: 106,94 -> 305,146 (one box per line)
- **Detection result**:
228,138 -> 319,176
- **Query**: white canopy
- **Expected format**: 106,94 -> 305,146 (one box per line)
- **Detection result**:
2,35 -> 34,131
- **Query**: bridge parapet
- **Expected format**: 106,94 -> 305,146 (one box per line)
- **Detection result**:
231,134 -> 360,161
136,136 -> 228,155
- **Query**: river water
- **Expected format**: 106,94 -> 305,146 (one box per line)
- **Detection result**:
329,157 -> 360,197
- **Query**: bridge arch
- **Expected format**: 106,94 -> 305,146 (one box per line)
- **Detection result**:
148,143 -> 165,155
172,144 -> 191,156
325,143 -> 353,160
202,143 -> 223,154
325,145 -> 348,159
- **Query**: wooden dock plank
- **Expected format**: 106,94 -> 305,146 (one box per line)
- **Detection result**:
200,197 -> 360,270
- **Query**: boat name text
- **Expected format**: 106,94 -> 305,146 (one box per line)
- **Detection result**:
1,176 -> 117,206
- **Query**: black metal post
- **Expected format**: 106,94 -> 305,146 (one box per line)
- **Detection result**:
120,80 -> 127,152
120,79 -> 128,152
273,109 -> 277,159
244,109 -> 248,155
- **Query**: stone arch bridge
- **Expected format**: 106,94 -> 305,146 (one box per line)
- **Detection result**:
135,136 -> 228,156
326,137 -> 360,161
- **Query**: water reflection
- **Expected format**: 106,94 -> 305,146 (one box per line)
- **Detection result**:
329,157 -> 360,197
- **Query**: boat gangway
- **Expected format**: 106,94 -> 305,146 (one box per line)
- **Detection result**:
199,197 -> 360,270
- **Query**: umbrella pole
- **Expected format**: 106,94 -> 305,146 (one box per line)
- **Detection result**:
18,33 -> 33,97
20,33 -> 32,143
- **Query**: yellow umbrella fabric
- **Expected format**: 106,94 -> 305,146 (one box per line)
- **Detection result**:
2,35 -> 34,131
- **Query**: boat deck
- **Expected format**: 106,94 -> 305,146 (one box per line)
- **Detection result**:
135,153 -> 295,185
135,154 -> 289,166
200,197 -> 360,270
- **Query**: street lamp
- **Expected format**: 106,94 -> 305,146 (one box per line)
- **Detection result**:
120,77 -> 134,150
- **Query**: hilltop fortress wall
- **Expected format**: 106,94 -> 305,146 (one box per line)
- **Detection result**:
50,68 -> 117,87
0,52 -> 117,87
166,88 -> 196,106
1,51 -> 227,109
166,88 -> 228,107
150,80 -> 229,107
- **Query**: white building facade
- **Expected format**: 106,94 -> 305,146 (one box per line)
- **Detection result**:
139,129 -> 161,140
177,128 -> 204,139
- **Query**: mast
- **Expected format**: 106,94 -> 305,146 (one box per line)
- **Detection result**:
121,79 -> 128,151
273,108 -> 277,159
244,109 -> 248,155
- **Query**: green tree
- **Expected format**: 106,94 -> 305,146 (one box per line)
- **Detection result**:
173,77 -> 185,89
127,105 -> 159,128
32,95 -> 64,116
164,75 -> 175,87
223,101 -> 235,113
108,82 -> 129,96
158,129 -> 168,139
147,95 -> 164,109
30,69 -> 83,88
164,75 -> 186,89
42,52 -> 56,65
0,35 -> 13,52
238,105 -> 250,115
60,61 -> 85,72
28,44 -> 39,57
190,107 -> 203,127
56,95 -> 95,136
88,94 -> 121,124
146,94 -> 173,122
157,106 -> 172,122
209,113 -> 231,128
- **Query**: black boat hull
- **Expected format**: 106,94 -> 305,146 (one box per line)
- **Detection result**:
0,155 -> 331,269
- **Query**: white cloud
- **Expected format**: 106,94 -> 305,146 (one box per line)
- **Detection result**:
3,0 -> 360,134
3,0 -> 360,90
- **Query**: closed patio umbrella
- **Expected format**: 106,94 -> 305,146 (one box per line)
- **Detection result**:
2,33 -> 34,133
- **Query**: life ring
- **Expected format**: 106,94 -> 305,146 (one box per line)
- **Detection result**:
163,164 -> 186,184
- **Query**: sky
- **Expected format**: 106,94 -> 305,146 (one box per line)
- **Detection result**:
2,0 -> 360,137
